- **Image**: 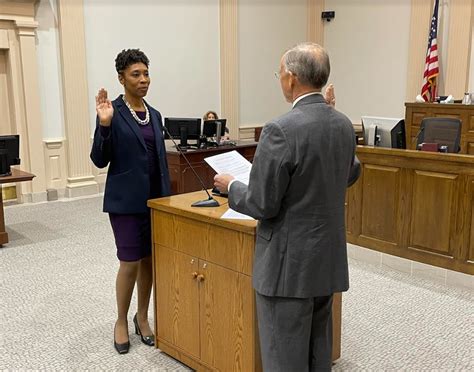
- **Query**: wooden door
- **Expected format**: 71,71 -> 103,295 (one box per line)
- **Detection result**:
199,260 -> 255,371
155,246 -> 201,358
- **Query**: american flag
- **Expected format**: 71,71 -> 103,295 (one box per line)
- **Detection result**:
421,0 -> 440,102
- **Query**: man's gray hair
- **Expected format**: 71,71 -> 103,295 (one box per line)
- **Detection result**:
283,42 -> 330,89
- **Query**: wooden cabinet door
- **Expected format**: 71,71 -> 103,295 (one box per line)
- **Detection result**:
156,246 -> 201,358
199,260 -> 255,371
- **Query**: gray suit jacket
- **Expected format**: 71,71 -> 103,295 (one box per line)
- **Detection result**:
229,94 -> 358,298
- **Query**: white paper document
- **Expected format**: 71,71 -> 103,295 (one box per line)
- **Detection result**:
204,150 -> 252,185
204,151 -> 254,220
221,208 -> 255,220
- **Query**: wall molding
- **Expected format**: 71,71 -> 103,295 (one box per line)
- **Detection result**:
43,138 -> 67,197
307,0 -> 325,45
238,125 -> 262,141
0,0 -> 47,204
219,0 -> 240,139
57,0 -> 98,198
406,0 -> 433,101
444,0 -> 473,97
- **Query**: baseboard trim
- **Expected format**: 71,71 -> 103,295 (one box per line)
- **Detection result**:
347,243 -> 473,290
65,181 -> 99,198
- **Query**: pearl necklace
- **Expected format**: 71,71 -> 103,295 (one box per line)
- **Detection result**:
122,95 -> 150,125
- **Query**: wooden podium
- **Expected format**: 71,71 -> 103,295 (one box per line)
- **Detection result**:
148,191 -> 342,372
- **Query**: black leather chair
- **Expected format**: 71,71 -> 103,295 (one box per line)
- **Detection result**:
416,117 -> 462,153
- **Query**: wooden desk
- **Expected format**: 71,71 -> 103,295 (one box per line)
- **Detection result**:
148,192 -> 342,372
405,102 -> 474,153
166,141 -> 257,194
0,168 -> 35,245
347,146 -> 474,275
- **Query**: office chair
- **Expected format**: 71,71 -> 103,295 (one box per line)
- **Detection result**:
416,117 -> 462,153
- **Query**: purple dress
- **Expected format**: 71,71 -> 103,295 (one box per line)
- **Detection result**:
107,111 -> 161,262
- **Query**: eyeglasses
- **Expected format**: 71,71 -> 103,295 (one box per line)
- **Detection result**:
274,70 -> 293,79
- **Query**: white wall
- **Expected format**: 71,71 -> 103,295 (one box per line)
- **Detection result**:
36,0 -> 64,139
324,0 -> 411,122
83,0 -> 220,131
239,0 -> 307,127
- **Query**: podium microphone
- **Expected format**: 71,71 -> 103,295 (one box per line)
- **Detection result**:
162,124 -> 219,208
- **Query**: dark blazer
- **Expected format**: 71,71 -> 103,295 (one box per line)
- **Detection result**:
90,96 -> 171,214
229,94 -> 359,298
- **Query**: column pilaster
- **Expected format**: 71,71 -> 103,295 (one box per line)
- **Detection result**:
220,0 -> 240,139
406,0 -> 433,101
57,0 -> 98,198
307,0 -> 325,45
15,20 -> 47,202
444,0 -> 473,97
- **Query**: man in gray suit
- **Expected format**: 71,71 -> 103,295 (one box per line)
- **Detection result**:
214,42 -> 359,371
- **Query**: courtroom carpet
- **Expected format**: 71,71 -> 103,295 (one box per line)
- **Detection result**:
0,196 -> 472,371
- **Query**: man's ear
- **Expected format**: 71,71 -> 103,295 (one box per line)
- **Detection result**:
118,73 -> 124,85
288,72 -> 297,89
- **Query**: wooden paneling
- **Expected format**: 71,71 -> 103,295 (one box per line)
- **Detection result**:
175,215 -> 209,258
200,261 -> 253,371
206,224 -> 254,275
166,141 -> 257,194
155,245 -> 200,358
412,112 -> 427,126
346,172 -> 362,239
360,165 -> 400,244
467,143 -> 474,155
410,171 -> 457,256
152,210 -> 175,249
347,146 -> 474,274
469,180 -> 474,263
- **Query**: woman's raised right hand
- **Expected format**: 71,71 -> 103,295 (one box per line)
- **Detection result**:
95,88 -> 113,127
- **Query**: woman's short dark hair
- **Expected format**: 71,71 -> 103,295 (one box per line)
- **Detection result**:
115,49 -> 149,74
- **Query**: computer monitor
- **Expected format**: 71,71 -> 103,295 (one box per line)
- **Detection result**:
361,116 -> 406,149
164,118 -> 201,148
203,119 -> 227,143
0,135 -> 20,176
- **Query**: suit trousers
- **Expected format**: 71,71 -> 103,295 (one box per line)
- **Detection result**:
255,292 -> 333,372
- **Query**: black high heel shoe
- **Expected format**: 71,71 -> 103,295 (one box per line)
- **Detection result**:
114,324 -> 130,354
133,314 -> 155,346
